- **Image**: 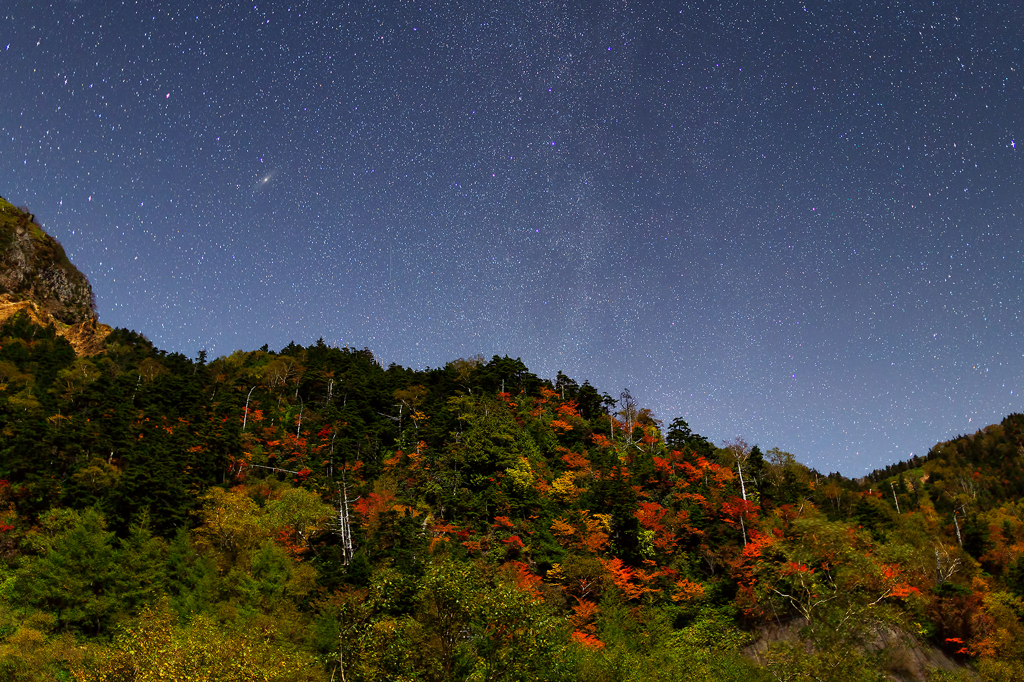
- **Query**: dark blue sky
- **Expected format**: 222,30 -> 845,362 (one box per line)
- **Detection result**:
3,1 -> 1022,475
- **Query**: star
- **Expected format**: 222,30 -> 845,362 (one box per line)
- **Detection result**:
2,1 -> 1021,475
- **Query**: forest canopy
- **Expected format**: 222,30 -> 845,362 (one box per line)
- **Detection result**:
1,313 -> 1023,681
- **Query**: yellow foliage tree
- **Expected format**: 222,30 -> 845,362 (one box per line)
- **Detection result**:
72,601 -> 325,682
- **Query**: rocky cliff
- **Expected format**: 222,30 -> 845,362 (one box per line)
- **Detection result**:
0,196 -> 110,354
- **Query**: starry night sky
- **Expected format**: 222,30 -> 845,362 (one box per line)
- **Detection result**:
3,1 -> 1022,475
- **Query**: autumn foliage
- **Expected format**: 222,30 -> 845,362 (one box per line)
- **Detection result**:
2,314 -> 1023,680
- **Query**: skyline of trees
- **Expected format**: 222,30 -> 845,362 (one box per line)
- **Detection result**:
1,311 -> 1023,681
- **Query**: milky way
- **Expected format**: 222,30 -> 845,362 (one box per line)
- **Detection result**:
2,1 -> 1022,474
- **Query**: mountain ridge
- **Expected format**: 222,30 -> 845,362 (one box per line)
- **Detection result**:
1,199 -> 1020,681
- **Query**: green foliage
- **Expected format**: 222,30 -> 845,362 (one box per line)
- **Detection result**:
575,602 -> 767,682
165,528 -> 221,618
75,601 -> 327,681
416,558 -> 480,680
1,305 -> 1020,679
14,507 -> 120,634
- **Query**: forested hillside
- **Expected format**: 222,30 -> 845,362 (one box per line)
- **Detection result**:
1,312 -> 1023,681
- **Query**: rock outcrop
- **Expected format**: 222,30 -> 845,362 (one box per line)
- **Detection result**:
0,196 -> 111,354
743,618 -> 971,682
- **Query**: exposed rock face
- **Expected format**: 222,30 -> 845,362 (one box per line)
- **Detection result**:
743,618 -> 971,682
0,196 -> 110,354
